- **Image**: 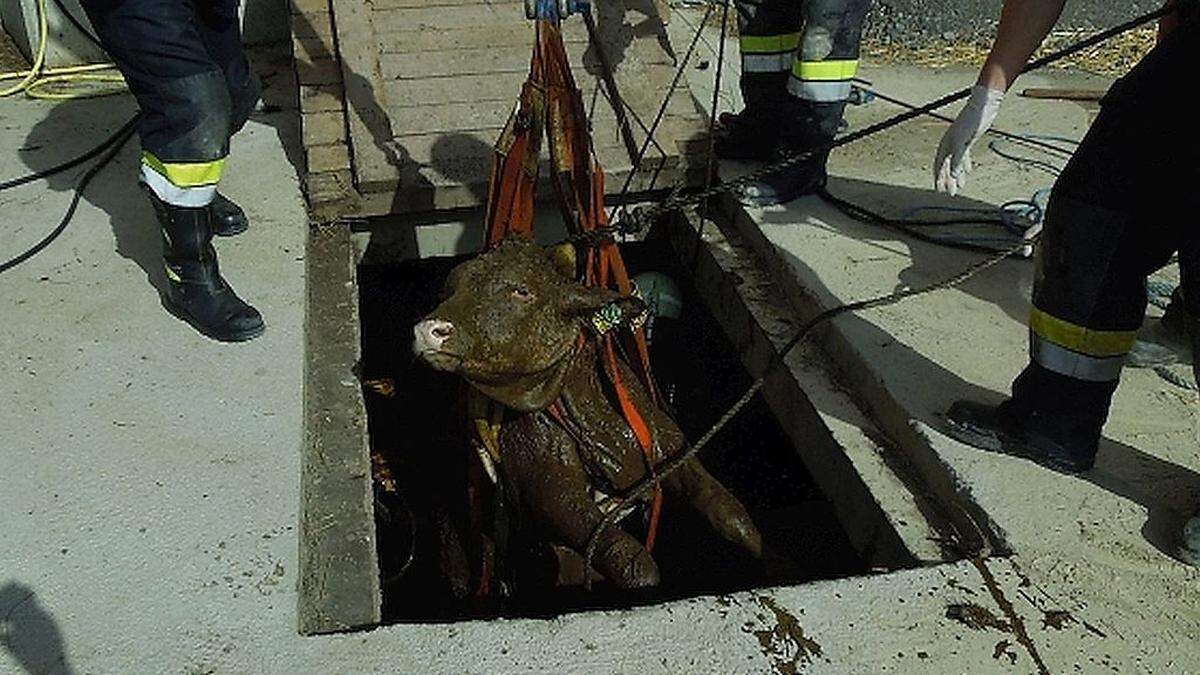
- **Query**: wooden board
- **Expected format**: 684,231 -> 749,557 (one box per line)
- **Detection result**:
298,0 -> 706,216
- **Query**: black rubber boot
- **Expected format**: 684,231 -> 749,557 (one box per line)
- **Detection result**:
734,97 -> 842,207
734,148 -> 830,207
944,400 -> 1096,474
714,110 -> 779,161
715,72 -> 788,161
148,190 -> 265,342
211,192 -> 249,237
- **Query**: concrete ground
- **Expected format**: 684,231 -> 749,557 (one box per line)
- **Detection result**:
677,6 -> 1200,672
1,17 -> 1197,675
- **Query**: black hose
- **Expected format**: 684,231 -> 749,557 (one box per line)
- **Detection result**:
0,115 -> 139,275
1,113 -> 139,192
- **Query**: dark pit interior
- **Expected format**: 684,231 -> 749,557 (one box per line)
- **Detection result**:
358,236 -> 867,623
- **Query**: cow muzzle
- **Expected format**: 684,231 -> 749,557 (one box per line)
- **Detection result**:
413,319 -> 457,362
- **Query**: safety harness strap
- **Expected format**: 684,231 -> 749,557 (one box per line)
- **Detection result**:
473,22 -> 666,592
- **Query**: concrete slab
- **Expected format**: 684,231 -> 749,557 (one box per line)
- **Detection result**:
672,8 -> 1200,671
2,14 -> 1196,675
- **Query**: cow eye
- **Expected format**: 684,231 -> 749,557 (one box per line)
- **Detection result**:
511,286 -> 534,301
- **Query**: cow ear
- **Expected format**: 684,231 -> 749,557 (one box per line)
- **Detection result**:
544,242 -> 577,280
560,284 -> 647,321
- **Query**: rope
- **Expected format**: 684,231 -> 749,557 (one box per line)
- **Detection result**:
0,0 -> 125,100
579,3 -> 1175,584
630,5 -> 1173,221
583,237 -> 1026,580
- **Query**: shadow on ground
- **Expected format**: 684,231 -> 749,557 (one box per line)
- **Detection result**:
14,44 -> 302,300
0,581 -> 76,675
754,177 -> 1200,560
17,95 -> 164,294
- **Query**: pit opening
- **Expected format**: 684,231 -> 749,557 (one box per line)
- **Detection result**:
357,233 -> 875,624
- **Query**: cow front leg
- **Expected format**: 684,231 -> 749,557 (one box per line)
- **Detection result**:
503,417 -> 660,589
663,457 -> 764,558
528,481 -> 660,589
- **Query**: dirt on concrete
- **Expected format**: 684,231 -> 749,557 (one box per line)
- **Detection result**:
862,26 -> 1157,76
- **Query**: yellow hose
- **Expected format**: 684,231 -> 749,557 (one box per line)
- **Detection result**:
0,0 -> 125,99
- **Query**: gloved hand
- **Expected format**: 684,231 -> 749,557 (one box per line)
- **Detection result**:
934,85 -> 1005,195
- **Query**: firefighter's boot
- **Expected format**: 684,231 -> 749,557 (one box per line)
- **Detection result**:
149,190 -> 265,342
211,192 -> 249,237
715,73 -> 788,161
734,97 -> 841,207
944,399 -> 1097,474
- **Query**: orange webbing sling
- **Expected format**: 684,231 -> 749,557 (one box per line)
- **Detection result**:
479,22 -> 665,564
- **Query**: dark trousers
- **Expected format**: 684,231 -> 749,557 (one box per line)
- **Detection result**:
1006,11 -> 1199,460
734,0 -> 869,147
79,0 -> 259,207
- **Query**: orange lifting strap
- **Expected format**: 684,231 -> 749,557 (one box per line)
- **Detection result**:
482,21 -> 664,553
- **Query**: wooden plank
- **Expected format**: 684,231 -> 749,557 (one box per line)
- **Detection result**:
300,83 -> 345,114
294,36 -> 338,62
327,0 -> 694,214
331,0 -> 404,187
371,4 -> 528,31
370,0 -> 520,9
296,56 -> 343,85
303,111 -> 349,146
385,94 -> 697,136
382,58 -> 683,107
292,10 -> 335,35
378,22 -> 588,54
1020,87 -> 1106,101
298,222 -> 380,634
386,115 -> 707,175
355,161 -> 701,216
307,142 -> 353,173
384,73 -> 526,107
291,0 -> 331,14
305,169 -> 356,204
379,41 -> 673,80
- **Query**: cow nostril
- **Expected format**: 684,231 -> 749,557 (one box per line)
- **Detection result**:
431,323 -> 454,339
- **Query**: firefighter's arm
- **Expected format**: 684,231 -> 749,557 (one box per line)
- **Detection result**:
934,0 -> 1067,194
977,0 -> 1068,92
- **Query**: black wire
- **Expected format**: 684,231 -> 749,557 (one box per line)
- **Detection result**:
1,113 -> 139,192
690,0 -> 730,272
583,6 -> 1173,568
0,116 -> 139,275
854,80 -> 1077,160
610,0 -> 717,212
816,188 -> 1027,255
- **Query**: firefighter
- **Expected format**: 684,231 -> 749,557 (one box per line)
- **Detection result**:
79,0 -> 265,342
932,0 -> 1199,564
716,0 -> 871,206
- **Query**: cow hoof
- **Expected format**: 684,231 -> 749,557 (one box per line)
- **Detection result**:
707,498 -> 764,559
622,549 -> 661,588
601,538 -> 660,589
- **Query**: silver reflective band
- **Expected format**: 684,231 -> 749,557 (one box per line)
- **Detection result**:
787,78 -> 852,102
1030,334 -> 1125,382
742,52 -> 793,73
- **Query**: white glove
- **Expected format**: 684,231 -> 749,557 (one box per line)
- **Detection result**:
934,85 -> 1005,196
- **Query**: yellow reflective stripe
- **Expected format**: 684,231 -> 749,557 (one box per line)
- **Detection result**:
793,59 -> 859,81
1029,308 -> 1137,358
739,33 -> 801,54
141,152 -> 225,188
